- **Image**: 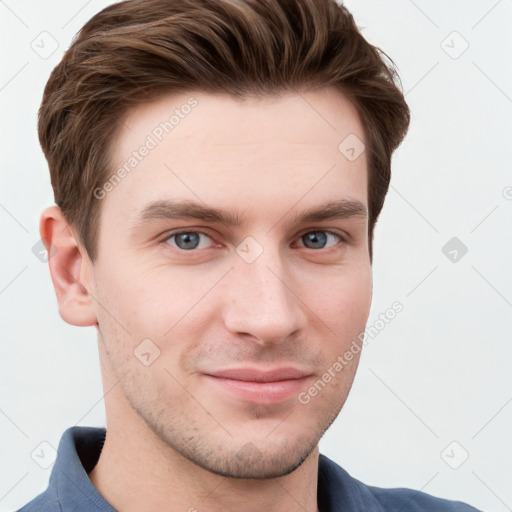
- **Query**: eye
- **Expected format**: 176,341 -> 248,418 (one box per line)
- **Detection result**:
295,230 -> 342,250
165,230 -> 215,251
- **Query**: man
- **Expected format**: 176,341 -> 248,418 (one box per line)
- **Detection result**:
18,0 -> 481,510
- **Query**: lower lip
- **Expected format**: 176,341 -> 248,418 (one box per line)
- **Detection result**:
204,375 -> 310,405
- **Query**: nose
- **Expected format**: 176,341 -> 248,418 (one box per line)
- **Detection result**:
222,247 -> 307,346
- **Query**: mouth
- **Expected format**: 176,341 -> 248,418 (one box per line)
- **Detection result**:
203,367 -> 312,405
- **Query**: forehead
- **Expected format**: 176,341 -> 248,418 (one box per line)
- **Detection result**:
103,88 -> 368,226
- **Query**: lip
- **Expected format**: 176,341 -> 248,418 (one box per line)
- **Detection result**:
203,367 -> 312,405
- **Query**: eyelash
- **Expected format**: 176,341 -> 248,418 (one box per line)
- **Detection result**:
162,229 -> 347,253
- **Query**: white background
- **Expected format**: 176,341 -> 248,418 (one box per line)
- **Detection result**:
1,1 -> 511,511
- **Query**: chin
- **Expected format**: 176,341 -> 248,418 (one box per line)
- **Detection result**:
194,441 -> 317,479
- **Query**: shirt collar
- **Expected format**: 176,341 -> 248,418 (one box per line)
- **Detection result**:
48,426 -> 379,512
49,426 -> 116,511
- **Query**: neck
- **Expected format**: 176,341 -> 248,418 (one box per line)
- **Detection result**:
88,411 -> 320,512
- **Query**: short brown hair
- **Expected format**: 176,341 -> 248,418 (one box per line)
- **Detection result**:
38,0 -> 410,261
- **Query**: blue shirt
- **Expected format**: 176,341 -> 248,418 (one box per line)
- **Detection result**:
16,426 -> 481,511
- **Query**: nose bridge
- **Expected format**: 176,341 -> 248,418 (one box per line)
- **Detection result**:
223,239 -> 304,344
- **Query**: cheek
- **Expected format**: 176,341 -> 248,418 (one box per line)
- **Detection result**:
94,265 -> 223,376
305,263 -> 372,337
339,273 -> 372,327
93,261 -> 187,335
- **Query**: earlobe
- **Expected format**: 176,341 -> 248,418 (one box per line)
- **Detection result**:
40,206 -> 98,327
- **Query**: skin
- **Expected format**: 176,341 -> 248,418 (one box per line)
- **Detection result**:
41,87 -> 372,512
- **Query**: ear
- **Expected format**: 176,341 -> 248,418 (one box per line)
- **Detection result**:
40,206 -> 98,327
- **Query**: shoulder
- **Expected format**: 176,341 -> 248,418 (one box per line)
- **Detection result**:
366,483 -> 483,511
318,454 -> 482,512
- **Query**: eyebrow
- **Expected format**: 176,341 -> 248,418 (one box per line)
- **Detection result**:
131,198 -> 367,231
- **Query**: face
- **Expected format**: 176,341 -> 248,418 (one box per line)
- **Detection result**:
85,88 -> 372,478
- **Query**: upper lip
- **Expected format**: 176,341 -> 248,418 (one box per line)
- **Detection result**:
205,367 -> 311,382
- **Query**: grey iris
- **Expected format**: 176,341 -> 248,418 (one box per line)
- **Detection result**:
302,231 -> 327,249
175,233 -> 200,250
